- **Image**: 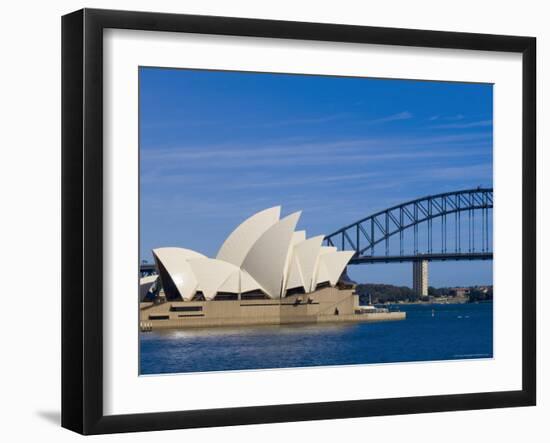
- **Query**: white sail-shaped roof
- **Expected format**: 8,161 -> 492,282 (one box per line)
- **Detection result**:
311,246 -> 337,289
216,206 -> 281,267
187,258 -> 240,300
281,230 -> 307,291
315,251 -> 355,287
319,246 -> 337,255
313,261 -> 330,287
292,230 -> 306,245
213,265 -> 266,295
285,255 -> 305,291
139,275 -> 158,301
241,211 -> 301,298
293,235 -> 324,292
218,269 -> 240,294
240,270 -> 266,294
149,208 -> 356,301
152,247 -> 206,300
153,247 -> 206,260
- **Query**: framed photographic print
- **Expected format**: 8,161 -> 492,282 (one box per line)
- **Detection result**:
61,8 -> 536,435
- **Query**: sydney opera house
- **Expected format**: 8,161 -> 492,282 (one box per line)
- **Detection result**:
139,207 -> 405,329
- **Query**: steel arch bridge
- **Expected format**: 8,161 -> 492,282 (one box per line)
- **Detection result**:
325,188 -> 493,264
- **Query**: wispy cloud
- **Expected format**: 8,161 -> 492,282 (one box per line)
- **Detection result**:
144,114 -> 349,131
448,114 -> 465,121
370,162 -> 492,190
142,131 -> 490,163
428,162 -> 492,180
366,111 -> 413,125
140,131 -> 492,185
428,114 -> 465,122
432,119 -> 492,129
246,113 -> 348,128
227,172 -> 376,190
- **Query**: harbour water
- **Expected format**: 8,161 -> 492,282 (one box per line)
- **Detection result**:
139,302 -> 493,375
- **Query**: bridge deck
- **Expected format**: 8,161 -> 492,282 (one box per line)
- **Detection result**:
350,252 -> 493,264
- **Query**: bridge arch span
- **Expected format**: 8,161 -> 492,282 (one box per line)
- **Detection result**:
324,188 -> 493,264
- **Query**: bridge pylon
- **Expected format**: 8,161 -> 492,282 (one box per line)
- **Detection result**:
412,260 -> 429,297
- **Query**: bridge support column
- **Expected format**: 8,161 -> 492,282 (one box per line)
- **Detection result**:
413,260 -> 429,297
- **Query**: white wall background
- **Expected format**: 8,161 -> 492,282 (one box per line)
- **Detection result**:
0,0 -> 547,441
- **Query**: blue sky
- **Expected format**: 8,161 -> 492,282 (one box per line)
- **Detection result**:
139,67 -> 493,287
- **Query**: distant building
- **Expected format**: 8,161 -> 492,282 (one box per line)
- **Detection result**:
451,287 -> 470,297
413,260 -> 429,296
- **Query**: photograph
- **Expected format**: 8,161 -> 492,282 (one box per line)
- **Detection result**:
0,0 -> 543,439
138,67 -> 494,375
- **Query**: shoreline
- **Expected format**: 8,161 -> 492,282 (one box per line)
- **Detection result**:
382,300 -> 493,306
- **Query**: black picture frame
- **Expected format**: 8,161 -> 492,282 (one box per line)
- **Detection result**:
61,8 -> 536,435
